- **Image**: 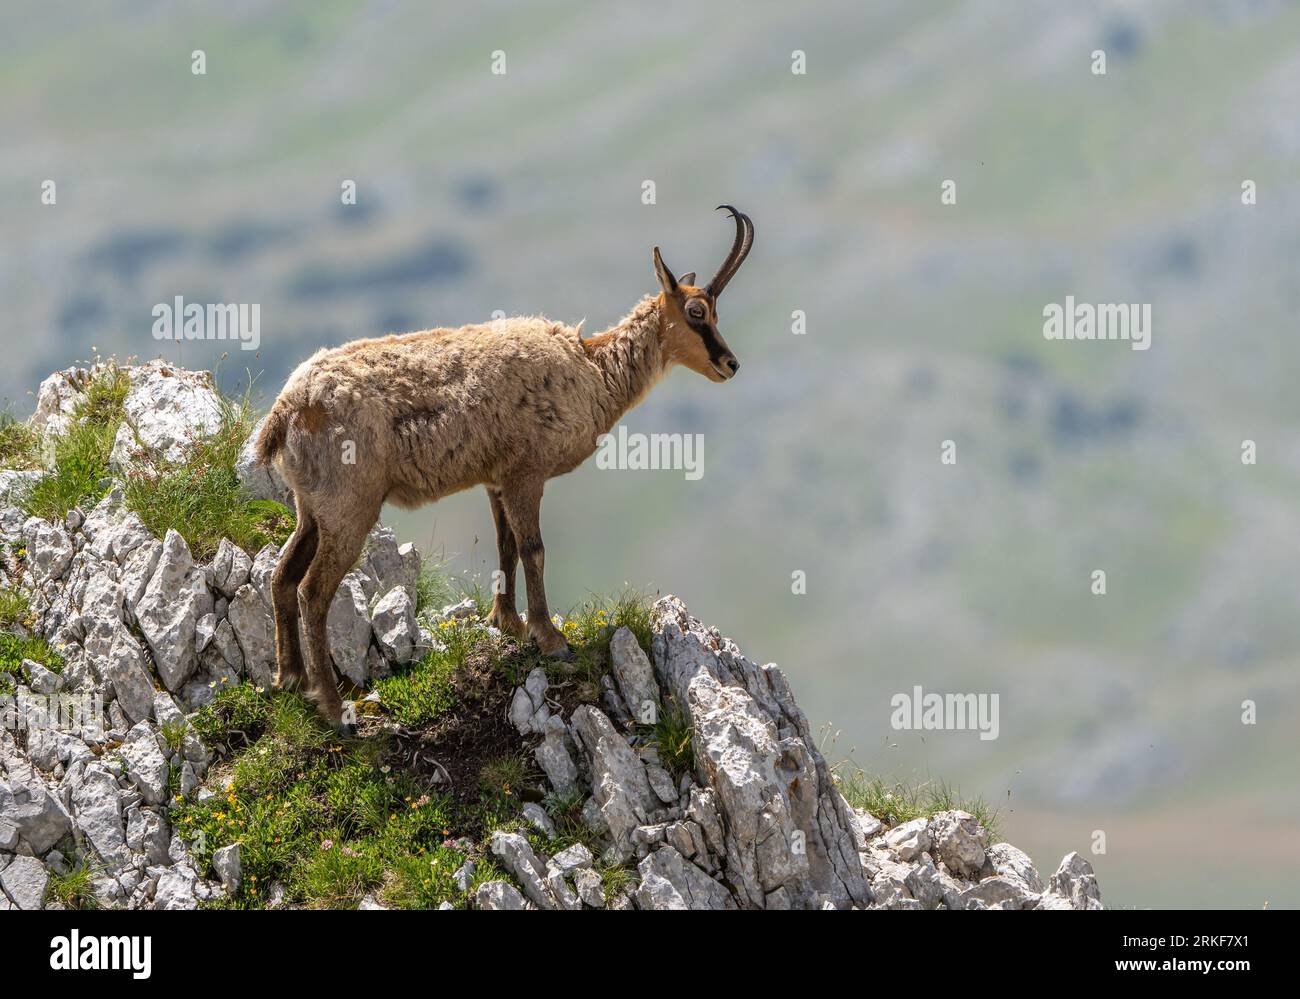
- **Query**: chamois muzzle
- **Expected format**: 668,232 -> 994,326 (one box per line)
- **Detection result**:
714,354 -> 740,380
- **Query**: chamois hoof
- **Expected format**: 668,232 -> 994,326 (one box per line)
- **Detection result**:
546,643 -> 575,663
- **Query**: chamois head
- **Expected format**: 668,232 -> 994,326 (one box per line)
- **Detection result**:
653,205 -> 753,383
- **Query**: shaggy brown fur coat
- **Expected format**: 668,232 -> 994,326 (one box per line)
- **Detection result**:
254,283 -> 738,728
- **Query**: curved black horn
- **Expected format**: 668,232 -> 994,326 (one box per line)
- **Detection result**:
705,205 -> 754,297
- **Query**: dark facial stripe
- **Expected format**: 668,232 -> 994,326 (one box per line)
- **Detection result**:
686,318 -> 730,364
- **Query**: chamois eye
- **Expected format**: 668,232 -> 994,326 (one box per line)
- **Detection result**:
686,301 -> 706,320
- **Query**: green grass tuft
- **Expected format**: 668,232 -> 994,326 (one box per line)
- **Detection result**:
837,771 -> 1001,841
45,858 -> 100,910
477,752 -> 535,799
0,411 -> 42,471
21,365 -> 129,521
0,632 -> 64,685
373,645 -> 459,728
190,681 -> 273,752
545,589 -> 655,698
649,694 -> 695,782
121,393 -> 294,560
600,862 -> 634,905
175,682 -> 477,910
0,586 -> 31,630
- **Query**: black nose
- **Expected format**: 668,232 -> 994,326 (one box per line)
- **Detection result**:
723,356 -> 740,375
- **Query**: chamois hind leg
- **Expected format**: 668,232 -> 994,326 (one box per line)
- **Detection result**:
484,486 -> 526,640
498,478 -> 571,659
270,501 -> 318,691
297,505 -> 376,733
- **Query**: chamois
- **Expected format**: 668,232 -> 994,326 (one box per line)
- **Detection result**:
254,206 -> 754,731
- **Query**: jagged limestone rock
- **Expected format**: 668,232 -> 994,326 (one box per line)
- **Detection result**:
135,530 -> 212,693
371,585 -> 417,665
635,846 -> 737,910
569,704 -> 659,861
651,595 -> 871,910
103,361 -> 224,471
609,625 -> 658,721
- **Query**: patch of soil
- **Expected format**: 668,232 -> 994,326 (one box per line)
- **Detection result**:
368,640 -> 535,809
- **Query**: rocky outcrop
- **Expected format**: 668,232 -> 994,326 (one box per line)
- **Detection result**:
487,609 -> 1105,911
0,363 -> 1103,911
0,363 -> 445,910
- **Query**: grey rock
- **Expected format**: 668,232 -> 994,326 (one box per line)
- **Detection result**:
327,575 -> 372,686
209,617 -> 244,675
249,544 -> 279,604
439,597 -> 477,620
152,692 -> 183,731
101,627 -> 155,724
867,854 -> 915,907
119,538 -> 161,617
534,715 -> 579,795
903,855 -> 960,909
135,530 -> 213,692
651,596 -> 870,910
0,470 -> 44,505
986,842 -> 1043,893
609,626 -> 659,722
453,860 -> 476,893
357,526 -> 418,601
599,673 -> 633,727
24,659 -> 63,695
227,583 -> 275,687
475,880 -> 528,910
635,846 -> 737,910
884,818 -> 931,862
489,831 -> 577,910
569,705 -> 658,860
153,867 -> 199,910
107,360 -> 225,469
685,786 -> 727,859
665,820 -> 710,866
854,808 -> 883,841
0,777 -> 72,854
212,843 -> 241,893
509,667 -> 550,736
125,807 -> 170,866
928,810 -> 986,877
547,843 -> 594,876
25,519 -> 74,584
0,854 -> 49,910
959,874 -> 1037,910
371,585 -> 417,664
574,867 -> 605,908
211,538 -> 252,599
195,612 -> 217,653
645,764 -> 678,805
32,364 -> 96,437
1045,852 -> 1103,910
119,723 -> 169,805
81,495 -> 152,563
520,802 -> 556,838
71,765 -> 128,867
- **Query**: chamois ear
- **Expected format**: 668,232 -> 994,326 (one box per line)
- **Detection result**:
652,246 -> 679,295
677,272 -> 696,287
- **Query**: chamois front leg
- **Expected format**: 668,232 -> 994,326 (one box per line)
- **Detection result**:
499,479 -> 571,660
484,487 -> 527,640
